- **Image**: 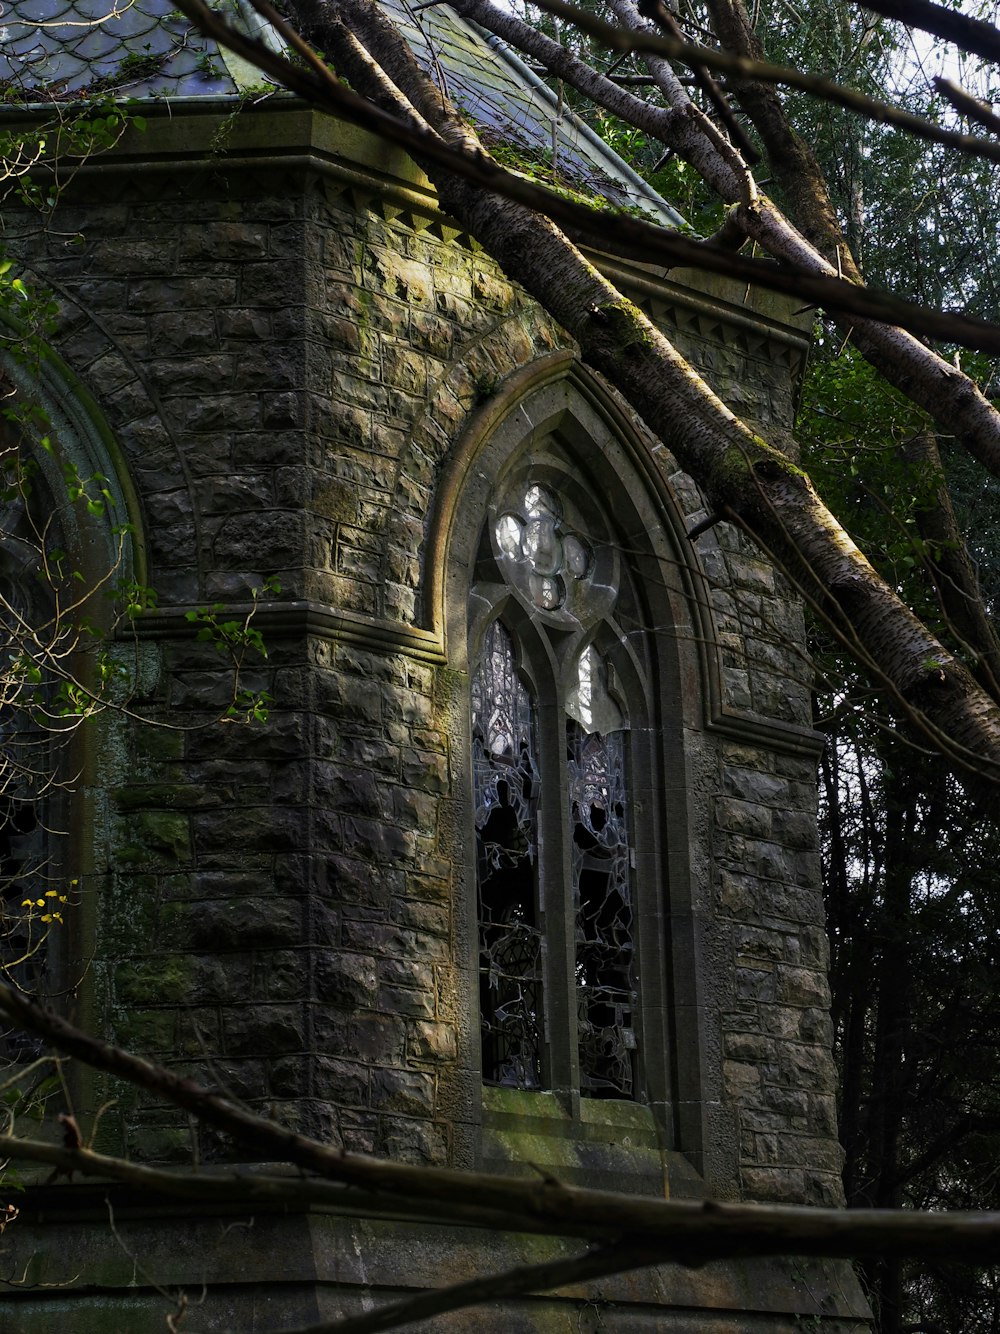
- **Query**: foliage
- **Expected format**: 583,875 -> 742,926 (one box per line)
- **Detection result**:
183,574 -> 280,722
753,8 -> 1000,1326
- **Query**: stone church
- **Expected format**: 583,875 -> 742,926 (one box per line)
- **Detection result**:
0,0 -> 869,1327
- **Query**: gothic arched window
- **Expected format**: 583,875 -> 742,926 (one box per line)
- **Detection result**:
0,363 -> 139,1069
0,448 -> 68,1060
471,474 -> 647,1103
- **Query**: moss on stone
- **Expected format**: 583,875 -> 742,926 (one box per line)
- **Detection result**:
115,956 -> 192,1007
115,811 -> 190,864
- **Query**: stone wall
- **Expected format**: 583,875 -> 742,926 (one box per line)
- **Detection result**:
0,102 -> 863,1326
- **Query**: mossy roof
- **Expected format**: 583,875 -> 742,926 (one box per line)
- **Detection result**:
0,0 -> 682,223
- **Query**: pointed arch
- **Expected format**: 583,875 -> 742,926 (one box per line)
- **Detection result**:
0,338 -> 144,1059
439,362 -> 715,1186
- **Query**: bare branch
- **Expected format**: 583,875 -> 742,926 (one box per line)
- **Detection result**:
525,0 -> 1000,167
165,0 -> 1000,355
192,1243 -> 669,1334
855,0 -> 1000,69
12,991 -> 1000,1269
934,77 -> 1000,137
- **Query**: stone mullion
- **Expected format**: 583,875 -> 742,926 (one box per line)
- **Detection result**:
536,692 -> 579,1105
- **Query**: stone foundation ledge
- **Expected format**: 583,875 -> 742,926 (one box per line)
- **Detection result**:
1,1183 -> 872,1331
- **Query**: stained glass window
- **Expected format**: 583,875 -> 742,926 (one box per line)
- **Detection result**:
474,478 -> 642,1103
471,620 -> 543,1089
568,718 -> 637,1098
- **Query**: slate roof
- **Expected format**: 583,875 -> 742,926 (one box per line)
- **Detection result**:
0,0 -> 681,222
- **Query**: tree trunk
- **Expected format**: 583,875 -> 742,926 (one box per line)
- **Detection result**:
252,0 -> 1000,785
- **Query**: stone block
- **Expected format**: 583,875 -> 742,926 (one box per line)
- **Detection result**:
340,817 -> 414,865
378,984 -> 435,1019
408,1019 -> 457,1064
370,1067 -> 435,1116
391,787 -> 437,831
740,1166 -> 808,1205
182,897 -> 302,951
222,1004 -> 305,1057
314,951 -> 378,1008
338,1011 -> 407,1066
311,1056 -> 370,1105
254,951 -> 308,1002
314,764 -> 382,817
378,1116 -> 449,1165
391,899 -> 449,936
716,797 -> 772,838
777,965 -> 830,1009
116,811 -> 191,865
114,1008 -> 176,1055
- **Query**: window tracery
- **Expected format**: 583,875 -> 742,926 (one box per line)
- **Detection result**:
568,717 -> 636,1098
472,474 -> 642,1102
471,619 -> 543,1089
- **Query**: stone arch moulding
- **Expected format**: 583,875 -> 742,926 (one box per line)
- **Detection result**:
0,337 -> 146,1070
0,336 -> 146,590
436,357 -> 721,1187
426,357 -> 823,759
428,358 -> 723,748
430,356 -> 706,688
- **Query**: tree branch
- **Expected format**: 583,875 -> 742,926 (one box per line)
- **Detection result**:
450,0 -> 1000,498
855,0 -> 1000,68
13,981 -> 1000,1266
524,0 -> 1000,169
934,77 -> 1000,138
153,0 -> 1000,359
200,1242 -> 669,1334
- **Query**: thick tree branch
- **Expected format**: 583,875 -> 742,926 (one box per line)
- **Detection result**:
855,0 -> 1000,68
304,0 -> 1000,778
902,431 -> 1000,698
155,0 -> 1000,356
934,77 -> 1000,137
449,0 -> 1000,499
524,0 -> 1000,169
11,988 -> 1000,1269
693,0 -> 1000,523
632,0 -> 760,163
703,0 -> 860,274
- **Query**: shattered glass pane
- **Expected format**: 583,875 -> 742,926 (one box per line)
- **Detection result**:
472,620 -> 544,1089
568,718 -> 637,1098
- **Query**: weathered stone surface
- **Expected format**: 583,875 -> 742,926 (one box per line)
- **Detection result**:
0,127 -> 850,1327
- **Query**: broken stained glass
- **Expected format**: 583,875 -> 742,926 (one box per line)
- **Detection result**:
568,700 -> 637,1099
471,619 -> 544,1089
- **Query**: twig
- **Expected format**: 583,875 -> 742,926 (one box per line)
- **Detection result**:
192,1242 -> 669,1334
524,0 -> 1000,166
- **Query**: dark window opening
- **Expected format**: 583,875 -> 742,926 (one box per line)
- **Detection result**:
569,720 -> 637,1099
472,620 -> 543,1089
0,794 -> 50,1062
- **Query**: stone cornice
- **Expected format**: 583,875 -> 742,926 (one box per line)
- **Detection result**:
12,102 -> 812,364
134,598 -> 824,757
135,599 -> 447,665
